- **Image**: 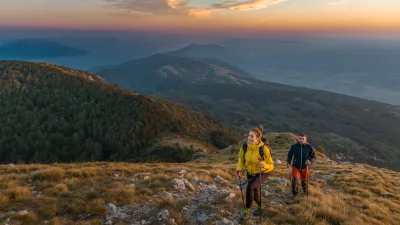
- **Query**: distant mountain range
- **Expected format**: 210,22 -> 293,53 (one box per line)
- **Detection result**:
0,39 -> 88,60
165,42 -> 400,105
96,53 -> 400,171
96,54 -> 253,93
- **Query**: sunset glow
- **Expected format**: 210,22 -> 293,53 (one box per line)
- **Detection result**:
0,0 -> 399,34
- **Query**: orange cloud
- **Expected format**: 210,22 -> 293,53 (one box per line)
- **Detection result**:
104,0 -> 289,17
212,0 -> 288,11
167,0 -> 188,9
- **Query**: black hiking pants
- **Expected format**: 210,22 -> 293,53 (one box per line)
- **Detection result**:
246,173 -> 269,208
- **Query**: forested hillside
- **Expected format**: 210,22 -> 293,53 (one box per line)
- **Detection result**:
0,61 -> 240,163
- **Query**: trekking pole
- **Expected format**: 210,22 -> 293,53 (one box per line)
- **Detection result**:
237,173 -> 245,208
258,158 -> 263,223
306,166 -> 309,197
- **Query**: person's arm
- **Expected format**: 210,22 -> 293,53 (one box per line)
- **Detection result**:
309,146 -> 316,163
261,146 -> 274,172
287,145 -> 294,166
237,146 -> 245,171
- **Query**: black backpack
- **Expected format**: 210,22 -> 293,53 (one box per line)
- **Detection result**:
242,137 -> 273,161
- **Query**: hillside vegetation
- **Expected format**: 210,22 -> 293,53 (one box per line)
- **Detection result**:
160,82 -> 400,171
95,54 -> 400,170
0,133 -> 398,225
0,61 -> 240,163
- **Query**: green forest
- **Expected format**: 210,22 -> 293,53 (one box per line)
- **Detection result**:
0,61 -> 240,163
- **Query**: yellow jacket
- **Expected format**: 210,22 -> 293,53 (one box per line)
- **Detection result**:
237,141 -> 274,175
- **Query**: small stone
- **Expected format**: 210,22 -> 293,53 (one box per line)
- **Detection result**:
182,179 -> 195,191
278,178 -> 288,186
8,163 -> 16,167
264,190 -> 271,197
114,174 -> 119,178
106,203 -> 117,213
214,175 -> 227,183
223,218 -> 232,224
197,212 -> 208,222
105,220 -> 112,225
193,176 -> 199,183
382,191 -> 392,196
278,204 -> 283,207
178,170 -> 187,177
162,192 -> 173,198
183,206 -> 189,211
157,209 -> 170,221
129,183 -> 135,188
225,193 -> 236,200
17,210 -> 29,215
274,159 -> 282,164
173,178 -> 186,190
141,220 -> 147,225
144,176 -> 151,181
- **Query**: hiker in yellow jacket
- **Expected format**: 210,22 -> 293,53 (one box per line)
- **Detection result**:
236,125 -> 274,220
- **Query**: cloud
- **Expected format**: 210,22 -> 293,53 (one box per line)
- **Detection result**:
188,9 -> 212,17
104,0 -> 188,15
212,0 -> 288,11
103,0 -> 289,17
167,0 -> 188,9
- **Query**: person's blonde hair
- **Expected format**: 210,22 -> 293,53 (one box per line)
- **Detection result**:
250,125 -> 263,138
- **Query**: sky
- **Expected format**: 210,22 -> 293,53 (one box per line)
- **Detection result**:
0,0 -> 399,36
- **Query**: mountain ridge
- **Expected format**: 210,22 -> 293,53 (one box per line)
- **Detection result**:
0,60 -> 240,163
95,55 -> 400,171
0,39 -> 88,59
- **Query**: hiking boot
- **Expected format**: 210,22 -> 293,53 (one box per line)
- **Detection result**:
240,208 -> 250,220
252,206 -> 262,216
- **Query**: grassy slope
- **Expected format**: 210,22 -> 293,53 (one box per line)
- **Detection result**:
0,133 -> 399,225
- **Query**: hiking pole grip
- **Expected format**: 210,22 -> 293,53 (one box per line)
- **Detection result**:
238,175 -> 245,208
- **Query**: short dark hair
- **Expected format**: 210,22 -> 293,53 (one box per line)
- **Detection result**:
299,133 -> 307,137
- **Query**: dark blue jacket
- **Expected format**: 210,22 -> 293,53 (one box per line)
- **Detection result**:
287,143 -> 315,170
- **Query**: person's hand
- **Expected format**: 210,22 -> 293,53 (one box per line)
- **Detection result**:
258,161 -> 265,168
287,163 -> 291,168
236,170 -> 241,177
305,160 -> 311,166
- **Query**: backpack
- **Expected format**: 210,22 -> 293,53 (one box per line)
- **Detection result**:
242,142 -> 266,161
242,137 -> 273,161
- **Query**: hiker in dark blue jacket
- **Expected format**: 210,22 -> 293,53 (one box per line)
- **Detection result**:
287,134 -> 315,197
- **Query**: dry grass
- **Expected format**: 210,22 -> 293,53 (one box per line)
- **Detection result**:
38,203 -> 57,219
85,198 -> 108,215
0,134 -> 398,224
0,195 -> 9,209
7,187 -> 30,200
51,183 -> 68,193
11,212 -> 38,225
32,168 -> 64,181
105,184 -> 136,205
